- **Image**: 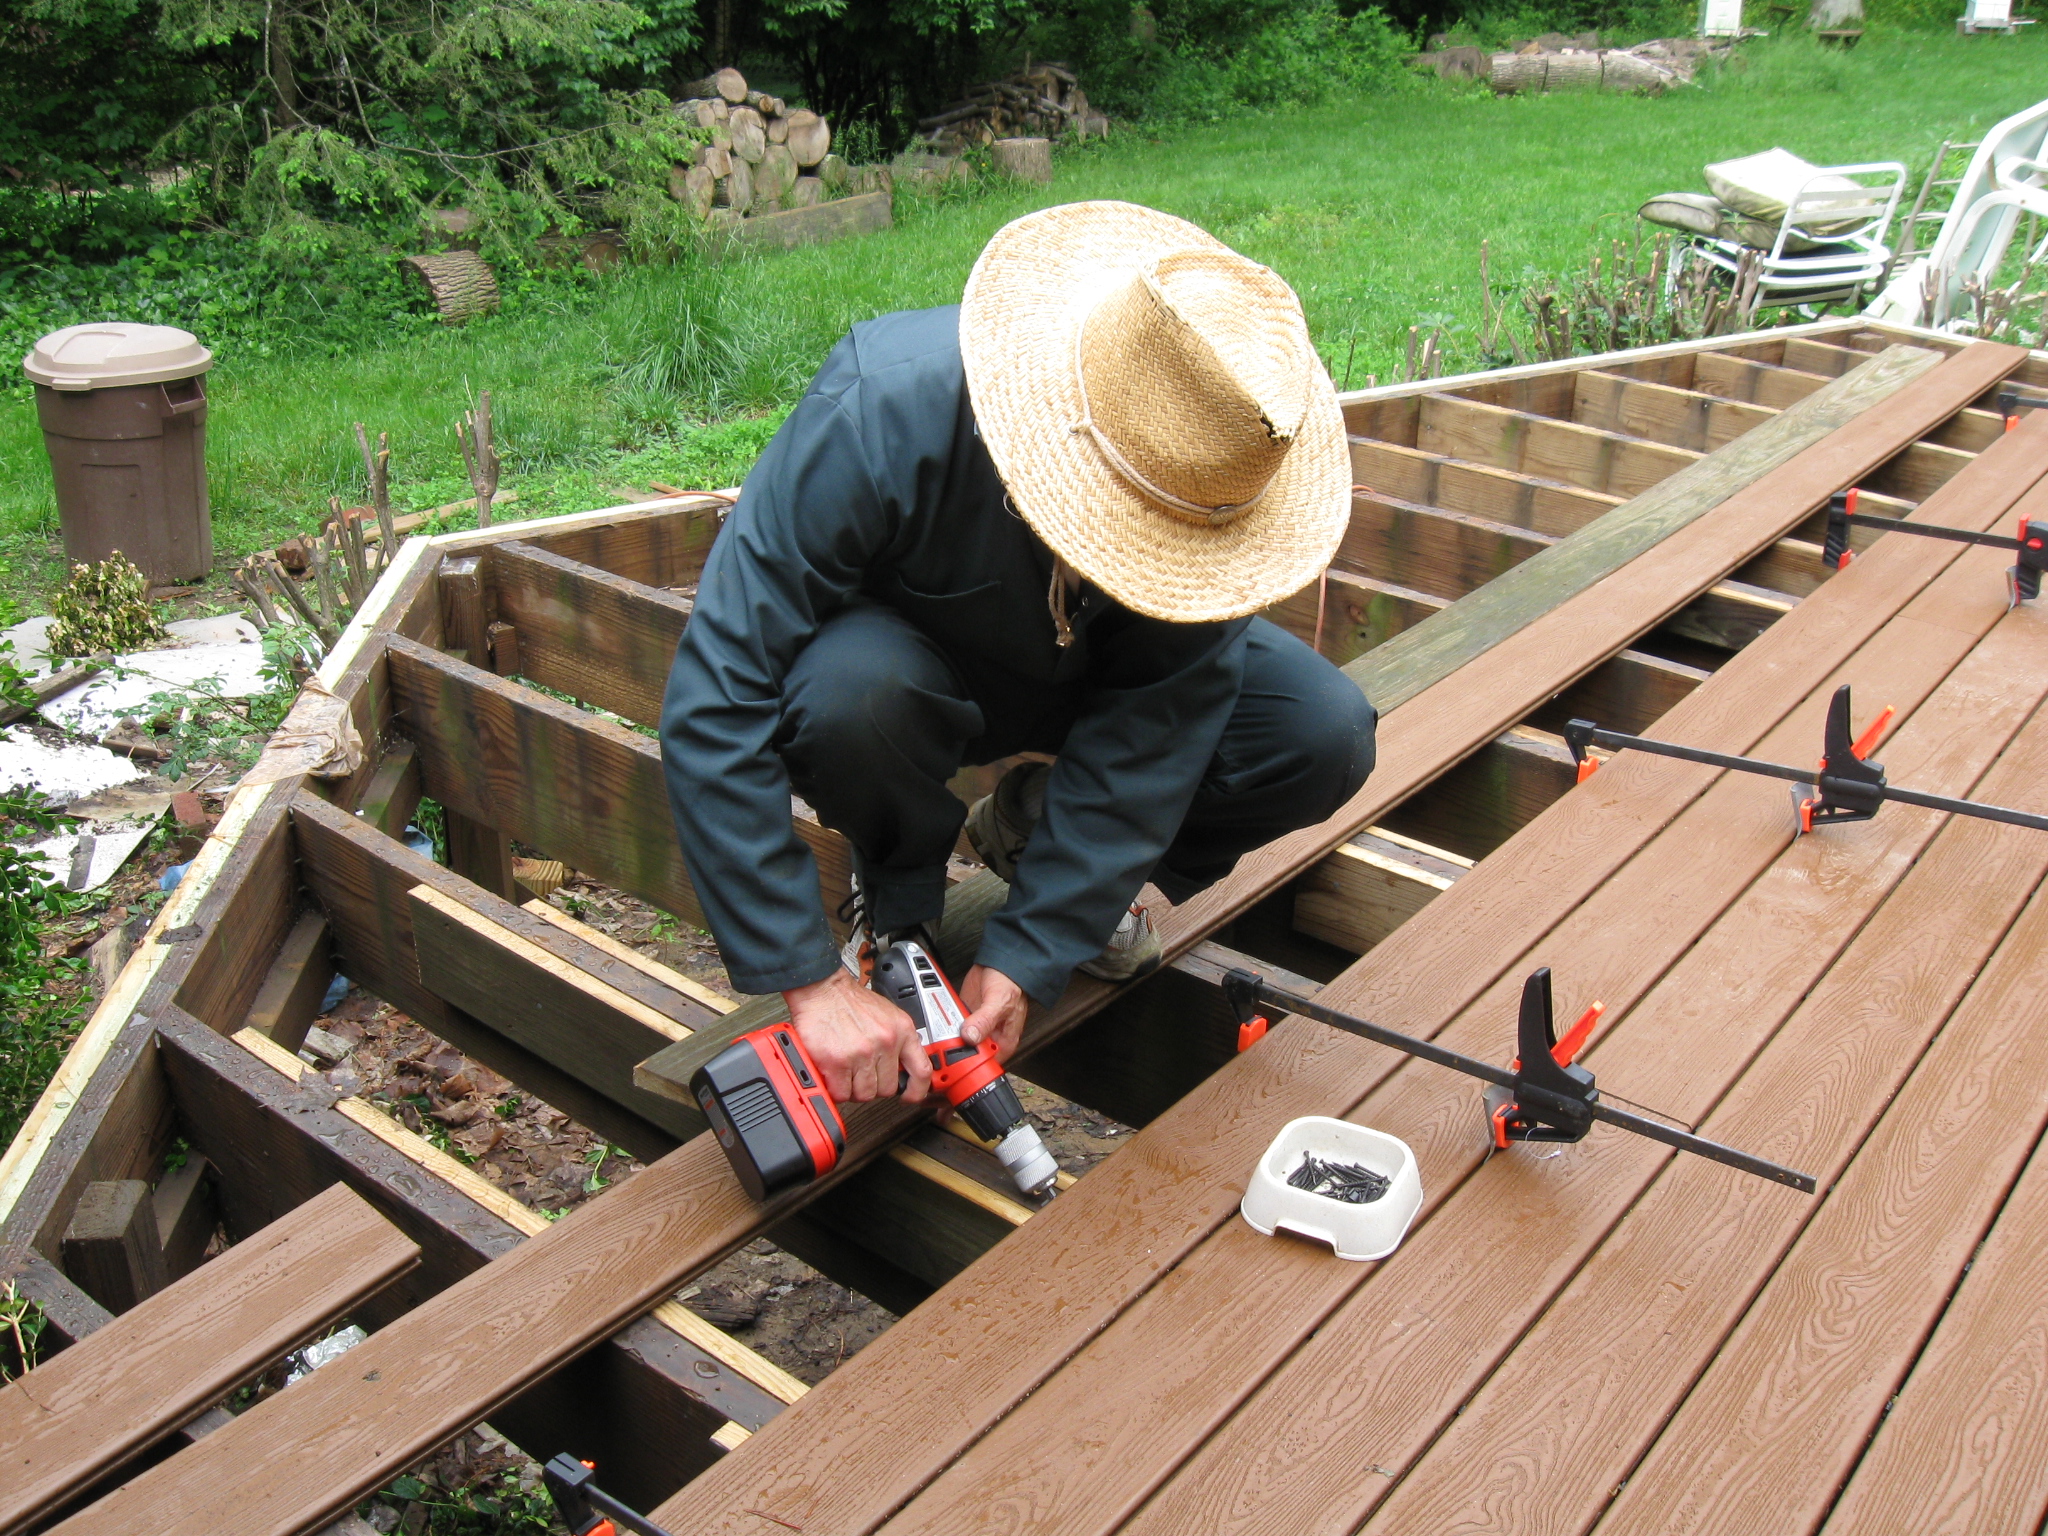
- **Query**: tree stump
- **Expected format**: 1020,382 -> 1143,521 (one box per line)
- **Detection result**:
728,106 -> 766,164
787,176 -> 824,208
817,152 -> 850,191
754,142 -> 799,204
399,250 -> 500,324
687,68 -> 748,104
786,109 -> 832,167
991,137 -> 1053,183
716,157 -> 754,213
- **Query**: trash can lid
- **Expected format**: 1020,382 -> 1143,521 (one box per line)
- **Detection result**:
24,322 -> 214,392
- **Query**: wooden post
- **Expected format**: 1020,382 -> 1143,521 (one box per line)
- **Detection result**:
61,1181 -> 167,1314
240,910 -> 334,1052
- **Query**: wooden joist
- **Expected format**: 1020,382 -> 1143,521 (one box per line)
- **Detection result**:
383,635 -> 853,935
1417,392 -> 1700,498
151,1011 -> 780,1514
2,1183 -> 416,1533
485,539 -> 691,726
1291,827 -> 1469,954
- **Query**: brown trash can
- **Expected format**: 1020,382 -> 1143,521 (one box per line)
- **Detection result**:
26,323 -> 216,584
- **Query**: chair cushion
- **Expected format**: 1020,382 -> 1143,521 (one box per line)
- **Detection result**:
1705,148 -> 1868,236
1638,191 -> 1724,235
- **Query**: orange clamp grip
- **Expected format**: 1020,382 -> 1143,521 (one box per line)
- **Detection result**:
1851,705 -> 1895,761
1575,757 -> 1599,785
1844,486 -> 1860,514
1551,1001 -> 1604,1066
1237,1015 -> 1269,1053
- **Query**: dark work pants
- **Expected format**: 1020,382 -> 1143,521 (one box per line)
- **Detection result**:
774,605 -> 1378,937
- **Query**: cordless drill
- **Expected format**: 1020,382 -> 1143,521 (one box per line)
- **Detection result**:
692,939 -> 1060,1201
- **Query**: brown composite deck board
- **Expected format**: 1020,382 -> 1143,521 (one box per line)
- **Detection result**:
1121,586 -> 2048,1536
647,350 -> 2038,1536
1348,667 -> 2048,1536
0,1183 -> 416,1533
1592,781 -> 2048,1533
1819,1109 -> 2048,1536
871,502 -> 2048,1536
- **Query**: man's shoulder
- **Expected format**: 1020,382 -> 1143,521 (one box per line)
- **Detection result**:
815,306 -> 964,405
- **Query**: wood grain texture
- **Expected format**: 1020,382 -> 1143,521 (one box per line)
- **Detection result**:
1598,806 -> 2048,1535
1129,592 -> 2048,1536
511,497 -> 724,590
486,540 -> 690,725
1820,1107 -> 2048,1535
882,525 -> 2048,1536
1341,629 -> 2048,1536
384,634 -> 853,936
649,399 -> 2048,1536
1349,435 -> 1625,538
2,1183 -> 416,1533
1342,343 -> 1984,714
1418,391 -> 1700,496
1572,368 -> 1775,452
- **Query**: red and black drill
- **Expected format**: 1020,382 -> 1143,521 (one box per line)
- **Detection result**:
692,939 -> 1059,1201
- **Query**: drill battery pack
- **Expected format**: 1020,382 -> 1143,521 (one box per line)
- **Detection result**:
691,1025 -> 846,1202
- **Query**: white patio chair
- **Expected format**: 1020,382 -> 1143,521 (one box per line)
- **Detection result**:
1867,98 -> 2048,330
1677,160 -> 1907,311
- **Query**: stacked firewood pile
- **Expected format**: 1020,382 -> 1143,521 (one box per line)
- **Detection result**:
916,63 -> 1108,153
1410,33 -> 1727,94
670,67 -> 852,218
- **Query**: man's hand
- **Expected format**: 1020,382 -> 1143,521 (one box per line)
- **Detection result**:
959,965 -> 1029,1060
784,969 -> 931,1103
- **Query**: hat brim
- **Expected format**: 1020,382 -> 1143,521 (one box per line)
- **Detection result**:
961,201 -> 1349,625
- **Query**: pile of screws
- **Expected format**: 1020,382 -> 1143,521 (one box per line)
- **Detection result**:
1286,1153 -> 1392,1205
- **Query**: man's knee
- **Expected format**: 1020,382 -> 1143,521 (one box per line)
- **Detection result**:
777,612 -> 979,782
1281,672 -> 1376,815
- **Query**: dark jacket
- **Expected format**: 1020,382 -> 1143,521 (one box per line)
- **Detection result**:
660,306 -> 1250,1003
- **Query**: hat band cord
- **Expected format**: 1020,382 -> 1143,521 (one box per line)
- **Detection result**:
1069,310 -> 1272,528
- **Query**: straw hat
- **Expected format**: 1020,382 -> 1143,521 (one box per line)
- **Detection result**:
961,201 -> 1348,624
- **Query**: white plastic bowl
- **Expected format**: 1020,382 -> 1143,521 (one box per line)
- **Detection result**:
1239,1116 -> 1423,1261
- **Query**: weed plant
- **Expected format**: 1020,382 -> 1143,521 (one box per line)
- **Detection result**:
0,789 -> 90,1149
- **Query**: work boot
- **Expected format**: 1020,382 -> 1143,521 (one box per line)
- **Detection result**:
837,873 -> 941,986
964,760 -> 1050,884
1078,902 -> 1163,983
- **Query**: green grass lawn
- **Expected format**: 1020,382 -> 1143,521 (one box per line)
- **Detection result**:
1,29 -> 2041,605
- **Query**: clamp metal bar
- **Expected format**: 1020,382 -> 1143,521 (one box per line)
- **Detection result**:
1834,513 -> 2025,552
1232,974 -> 1818,1192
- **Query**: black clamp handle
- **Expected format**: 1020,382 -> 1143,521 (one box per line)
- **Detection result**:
544,1455 -> 678,1536
1483,968 -> 1601,1148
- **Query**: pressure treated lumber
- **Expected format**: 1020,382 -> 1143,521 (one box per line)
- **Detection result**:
1350,435 -> 1624,537
485,540 -> 690,725
239,908 -> 333,1052
1418,391 -> 1700,496
1342,635 -> 2048,1536
1122,592 -> 2048,1536
1571,367 -> 1773,451
1820,1108 -> 2048,1535
1688,350 -> 1830,409
511,495 -> 724,590
60,1180 -> 165,1315
1291,828 -> 1467,953
1343,342 -> 1967,713
383,634 -> 854,933
1,1182 -> 416,1533
872,519 -> 2048,1536
649,376 -> 2048,1536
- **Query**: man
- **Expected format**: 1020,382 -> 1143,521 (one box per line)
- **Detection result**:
661,201 -> 1376,1107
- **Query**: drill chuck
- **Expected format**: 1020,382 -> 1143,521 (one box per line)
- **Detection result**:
958,1076 -> 1059,1197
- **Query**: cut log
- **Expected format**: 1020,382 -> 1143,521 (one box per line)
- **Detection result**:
696,141 -> 731,179
687,68 -> 747,104
679,98 -> 719,129
754,142 -> 798,204
767,114 -> 788,145
746,90 -> 785,116
397,250 -> 500,325
990,136 -> 1053,183
715,158 -> 753,213
727,106 -> 766,163
785,109 -> 831,167
786,176 -> 823,209
673,163 -> 714,221
817,152 -> 849,190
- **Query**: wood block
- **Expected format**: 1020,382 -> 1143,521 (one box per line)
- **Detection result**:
240,910 -> 333,1053
151,1154 -> 216,1281
1293,828 -> 1467,954
61,1181 -> 166,1314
